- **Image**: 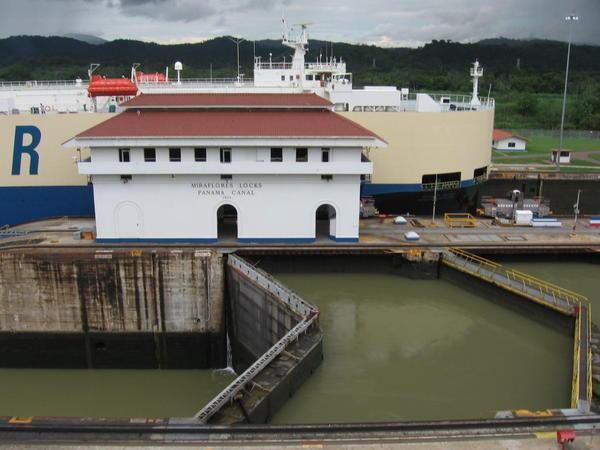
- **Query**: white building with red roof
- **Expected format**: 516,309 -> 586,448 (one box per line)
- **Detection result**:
65,93 -> 386,243
492,129 -> 528,152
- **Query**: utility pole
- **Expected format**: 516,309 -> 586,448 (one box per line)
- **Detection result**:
228,37 -> 245,82
431,174 -> 438,226
573,189 -> 582,230
557,14 -> 579,170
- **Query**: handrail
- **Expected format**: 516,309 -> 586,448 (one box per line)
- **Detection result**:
193,254 -> 320,423
194,311 -> 318,423
422,180 -> 461,191
571,311 -> 581,408
447,248 -> 588,308
587,306 -> 593,405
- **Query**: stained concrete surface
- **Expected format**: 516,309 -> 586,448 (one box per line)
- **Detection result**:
4,435 -> 600,449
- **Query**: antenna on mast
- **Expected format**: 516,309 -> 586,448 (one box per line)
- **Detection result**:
88,63 -> 100,80
131,63 -> 140,83
470,59 -> 483,107
282,10 -> 288,41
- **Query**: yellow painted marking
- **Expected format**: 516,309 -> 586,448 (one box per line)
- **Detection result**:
9,416 -> 32,424
514,409 -> 553,417
534,432 -> 556,439
302,442 -> 324,448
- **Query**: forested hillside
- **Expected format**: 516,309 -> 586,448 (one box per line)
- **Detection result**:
1,35 -> 599,129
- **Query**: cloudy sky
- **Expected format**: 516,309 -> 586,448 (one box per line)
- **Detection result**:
2,0 -> 599,47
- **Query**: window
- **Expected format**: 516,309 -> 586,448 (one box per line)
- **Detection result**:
289,75 -> 293,81
169,147 -> 181,162
118,148 -> 130,162
144,148 -> 156,162
296,148 -> 308,162
221,174 -> 232,180
508,142 -> 516,148
270,148 -> 283,162
220,148 -> 232,163
306,74 -> 314,81
194,148 -> 206,162
281,75 -> 285,81
322,148 -> 330,162
321,175 -> 333,181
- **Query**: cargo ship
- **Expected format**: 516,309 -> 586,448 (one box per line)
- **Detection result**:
0,24 -> 494,225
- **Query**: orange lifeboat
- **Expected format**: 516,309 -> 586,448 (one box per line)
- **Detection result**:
87,75 -> 138,98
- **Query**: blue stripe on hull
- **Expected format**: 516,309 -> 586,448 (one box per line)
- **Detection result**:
96,238 -> 218,244
361,183 -> 422,195
0,185 -> 94,226
238,238 -> 315,244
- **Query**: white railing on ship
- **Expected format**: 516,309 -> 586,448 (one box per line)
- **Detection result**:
0,80 -> 88,89
428,93 -> 495,110
138,78 -> 255,88
254,62 -> 345,71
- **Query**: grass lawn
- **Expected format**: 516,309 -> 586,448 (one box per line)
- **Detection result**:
525,136 -> 600,153
556,166 -> 600,173
587,153 -> 600,162
492,136 -> 600,164
492,156 -> 550,164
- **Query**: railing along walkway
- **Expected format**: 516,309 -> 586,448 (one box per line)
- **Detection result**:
442,248 -> 584,315
441,248 -> 592,411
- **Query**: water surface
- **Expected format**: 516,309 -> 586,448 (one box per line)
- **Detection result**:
272,272 -> 572,423
0,369 -> 234,418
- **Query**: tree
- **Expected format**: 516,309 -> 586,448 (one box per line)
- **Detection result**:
516,94 -> 539,116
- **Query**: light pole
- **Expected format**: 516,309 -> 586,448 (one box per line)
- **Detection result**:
431,174 -> 438,226
557,14 -> 579,170
228,37 -> 245,82
573,189 -> 582,231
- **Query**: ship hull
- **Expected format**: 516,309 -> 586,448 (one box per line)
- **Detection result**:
363,182 -> 482,215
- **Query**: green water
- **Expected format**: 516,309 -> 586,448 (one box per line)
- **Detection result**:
0,369 -> 234,418
272,272 -> 573,424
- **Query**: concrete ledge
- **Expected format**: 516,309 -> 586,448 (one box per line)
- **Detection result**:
96,238 -> 218,243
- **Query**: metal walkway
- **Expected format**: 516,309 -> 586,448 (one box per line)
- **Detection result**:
193,254 -> 320,423
441,248 -> 592,412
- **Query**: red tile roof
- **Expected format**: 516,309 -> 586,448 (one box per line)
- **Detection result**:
493,129 -> 527,141
121,93 -> 333,109
77,110 -> 385,141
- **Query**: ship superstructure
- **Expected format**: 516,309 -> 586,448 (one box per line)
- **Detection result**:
0,23 -> 495,225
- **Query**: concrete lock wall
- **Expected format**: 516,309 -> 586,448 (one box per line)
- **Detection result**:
227,262 -> 303,371
213,256 -> 322,424
0,248 -> 226,368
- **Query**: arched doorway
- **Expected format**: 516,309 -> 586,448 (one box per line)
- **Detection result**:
216,204 -> 238,241
315,204 -> 336,241
114,202 -> 143,238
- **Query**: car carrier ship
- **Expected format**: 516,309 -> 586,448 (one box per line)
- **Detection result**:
0,24 -> 494,226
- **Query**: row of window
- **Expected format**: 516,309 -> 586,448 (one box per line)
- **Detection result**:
118,148 -> 331,164
279,74 -> 324,82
